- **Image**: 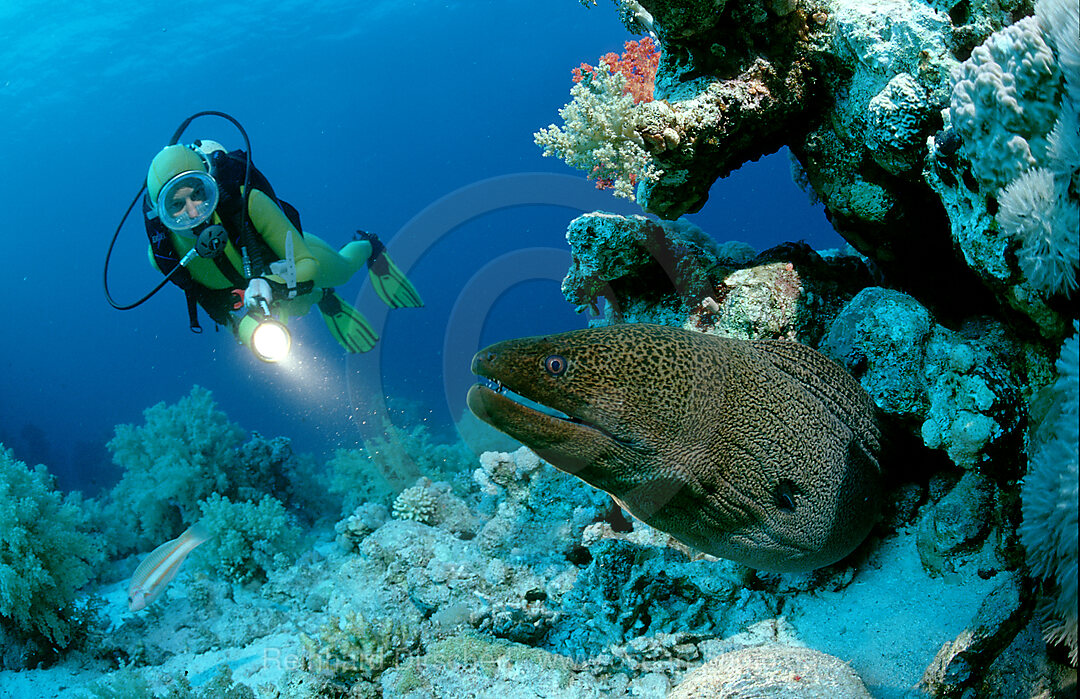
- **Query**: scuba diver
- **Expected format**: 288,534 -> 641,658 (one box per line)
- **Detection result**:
105,112 -> 422,362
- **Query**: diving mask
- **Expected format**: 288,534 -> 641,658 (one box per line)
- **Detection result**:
156,170 -> 219,231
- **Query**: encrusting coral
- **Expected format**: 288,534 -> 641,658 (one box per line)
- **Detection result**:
950,0 -> 1080,299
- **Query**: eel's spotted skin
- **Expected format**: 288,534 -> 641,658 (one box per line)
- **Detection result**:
468,323 -> 882,572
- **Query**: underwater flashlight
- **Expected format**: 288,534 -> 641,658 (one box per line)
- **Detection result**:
233,297 -> 292,363
250,317 -> 291,363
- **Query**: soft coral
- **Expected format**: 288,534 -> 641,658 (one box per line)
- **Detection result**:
0,446 -> 104,666
573,37 -> 659,104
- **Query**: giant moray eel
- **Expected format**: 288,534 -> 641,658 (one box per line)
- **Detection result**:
467,323 -> 882,572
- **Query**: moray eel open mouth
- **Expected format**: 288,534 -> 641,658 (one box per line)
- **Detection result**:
467,351 -> 630,449
470,377 -> 575,421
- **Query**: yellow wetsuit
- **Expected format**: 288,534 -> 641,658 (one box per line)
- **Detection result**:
144,142 -> 419,354
145,145 -> 370,323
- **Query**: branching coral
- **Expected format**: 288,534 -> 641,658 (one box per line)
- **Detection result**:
0,446 -> 105,667
535,42 -> 662,200
391,478 -> 439,524
1020,321 -> 1079,663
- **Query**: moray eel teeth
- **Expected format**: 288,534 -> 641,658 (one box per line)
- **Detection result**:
467,323 -> 883,573
471,383 -> 633,448
469,353 -> 633,449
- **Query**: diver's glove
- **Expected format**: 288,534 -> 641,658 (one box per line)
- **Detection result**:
354,230 -> 424,309
244,278 -> 274,310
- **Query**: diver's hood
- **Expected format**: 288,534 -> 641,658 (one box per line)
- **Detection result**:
146,144 -> 220,232
154,170 -> 219,232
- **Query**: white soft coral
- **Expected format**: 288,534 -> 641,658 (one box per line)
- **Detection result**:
1021,322 -> 1079,664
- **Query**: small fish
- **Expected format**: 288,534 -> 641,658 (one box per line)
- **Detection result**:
128,522 -> 211,611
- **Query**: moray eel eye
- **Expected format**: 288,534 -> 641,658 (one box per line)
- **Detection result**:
774,479 -> 799,512
544,354 -> 568,376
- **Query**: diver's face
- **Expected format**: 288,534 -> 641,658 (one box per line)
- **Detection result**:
167,184 -> 207,220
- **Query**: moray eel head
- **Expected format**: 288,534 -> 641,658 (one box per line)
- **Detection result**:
467,324 -> 883,572
468,330 -> 652,490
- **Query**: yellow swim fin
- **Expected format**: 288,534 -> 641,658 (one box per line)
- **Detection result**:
317,289 -> 378,353
355,230 -> 423,309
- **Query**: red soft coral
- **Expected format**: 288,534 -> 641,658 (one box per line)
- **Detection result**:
572,37 -> 659,104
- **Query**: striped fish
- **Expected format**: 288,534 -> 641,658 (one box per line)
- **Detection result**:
127,522 -> 211,611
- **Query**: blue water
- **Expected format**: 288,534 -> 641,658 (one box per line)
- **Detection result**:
0,0 -> 840,493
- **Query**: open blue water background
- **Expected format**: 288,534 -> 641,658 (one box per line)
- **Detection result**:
0,0 -> 841,493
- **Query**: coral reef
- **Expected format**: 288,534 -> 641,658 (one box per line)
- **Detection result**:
334,502 -> 389,551
560,212 -> 873,343
3,387 -> 1072,696
556,0 -> 1078,328
101,387 -> 312,556
472,447 -> 610,565
546,538 -> 769,661
1020,321 -> 1079,663
325,420 -> 475,515
669,645 -> 873,698
823,287 -> 1034,472
191,493 -> 303,585
4,2 -> 1079,697
534,0 -> 1079,690
535,49 -> 662,200
0,446 -> 105,669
